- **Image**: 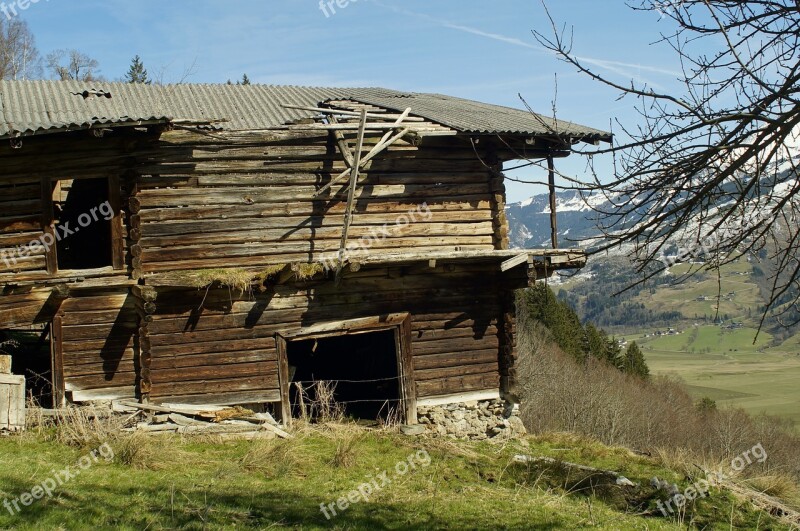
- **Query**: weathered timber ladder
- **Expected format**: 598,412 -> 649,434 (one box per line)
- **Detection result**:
280,103 -> 417,281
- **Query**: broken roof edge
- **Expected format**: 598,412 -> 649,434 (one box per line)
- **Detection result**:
0,116 -> 174,141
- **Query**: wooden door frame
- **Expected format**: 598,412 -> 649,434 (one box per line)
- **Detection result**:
275,313 -> 416,426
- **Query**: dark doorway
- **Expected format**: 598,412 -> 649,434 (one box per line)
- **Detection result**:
55,178 -> 112,270
286,330 -> 401,421
0,325 -> 52,406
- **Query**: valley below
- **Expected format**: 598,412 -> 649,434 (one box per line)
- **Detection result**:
508,189 -> 800,427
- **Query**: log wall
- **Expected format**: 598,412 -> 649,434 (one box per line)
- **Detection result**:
132,130 -> 500,276
60,290 -> 138,402
0,180 -> 46,275
141,263 -> 509,405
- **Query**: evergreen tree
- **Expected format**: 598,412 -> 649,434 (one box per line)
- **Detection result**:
605,334 -> 623,367
622,342 -> 649,379
584,324 -> 606,362
521,284 -> 585,362
125,55 -> 150,84
240,73 -> 251,85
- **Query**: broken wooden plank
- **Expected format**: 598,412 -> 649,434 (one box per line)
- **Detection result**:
280,104 -> 426,122
500,253 -> 530,272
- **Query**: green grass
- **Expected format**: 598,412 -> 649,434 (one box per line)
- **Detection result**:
0,426 -> 785,530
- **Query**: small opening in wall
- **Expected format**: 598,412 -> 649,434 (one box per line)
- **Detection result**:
0,325 -> 52,406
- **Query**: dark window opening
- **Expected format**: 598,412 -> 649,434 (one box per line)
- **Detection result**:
55,178 -> 112,270
287,330 -> 401,421
0,325 -> 52,406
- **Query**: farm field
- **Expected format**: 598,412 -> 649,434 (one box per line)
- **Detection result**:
611,259 -> 800,427
630,326 -> 800,426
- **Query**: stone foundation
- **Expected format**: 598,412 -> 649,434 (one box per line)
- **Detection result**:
416,399 -> 526,440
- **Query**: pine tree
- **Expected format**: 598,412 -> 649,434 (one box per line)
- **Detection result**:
584,324 -> 606,362
240,73 -> 251,85
622,342 -> 649,379
605,334 -> 623,367
521,284 -> 588,363
125,55 -> 150,84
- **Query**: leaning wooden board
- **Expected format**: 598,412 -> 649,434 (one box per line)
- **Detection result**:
0,374 -> 25,432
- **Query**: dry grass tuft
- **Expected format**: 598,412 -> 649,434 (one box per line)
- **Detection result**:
113,431 -> 171,470
50,407 -> 124,448
294,381 -> 345,424
329,429 -> 364,469
744,474 -> 800,503
239,438 -> 311,479
187,268 -> 254,292
293,263 -> 325,280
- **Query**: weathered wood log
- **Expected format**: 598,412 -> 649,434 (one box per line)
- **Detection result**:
0,355 -> 11,374
513,455 -> 637,487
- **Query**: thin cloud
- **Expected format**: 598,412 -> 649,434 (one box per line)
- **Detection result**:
370,1 -> 679,85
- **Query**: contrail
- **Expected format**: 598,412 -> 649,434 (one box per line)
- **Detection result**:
369,1 -> 680,84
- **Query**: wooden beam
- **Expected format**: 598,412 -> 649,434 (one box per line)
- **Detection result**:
280,313 -> 410,340
501,253 -> 530,272
276,338 -> 291,427
336,108 -> 369,281
397,316 -> 417,424
50,315 -> 65,408
416,389 -> 500,408
548,154 -> 558,249
40,176 -> 58,275
108,175 -> 125,270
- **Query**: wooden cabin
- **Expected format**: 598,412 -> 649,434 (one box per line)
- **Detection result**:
0,80 -> 610,424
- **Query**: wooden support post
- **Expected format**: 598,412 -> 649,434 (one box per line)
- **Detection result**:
336,108 -> 369,282
396,317 -> 417,424
40,176 -> 58,275
276,337 -> 292,427
108,175 -> 125,270
50,315 -> 65,408
548,154 -> 558,249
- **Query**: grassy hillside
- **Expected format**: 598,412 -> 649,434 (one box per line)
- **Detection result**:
558,257 -> 800,427
0,424 -> 791,530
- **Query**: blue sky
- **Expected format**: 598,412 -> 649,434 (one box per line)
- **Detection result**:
16,0 -> 684,202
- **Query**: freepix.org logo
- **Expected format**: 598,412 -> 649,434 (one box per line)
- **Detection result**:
1,0 -> 50,21
0,200 -> 114,269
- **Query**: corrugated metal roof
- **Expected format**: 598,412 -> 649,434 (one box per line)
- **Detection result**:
347,89 -> 610,139
0,80 -> 611,141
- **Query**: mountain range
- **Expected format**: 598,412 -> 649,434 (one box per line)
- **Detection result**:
505,190 -> 608,249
